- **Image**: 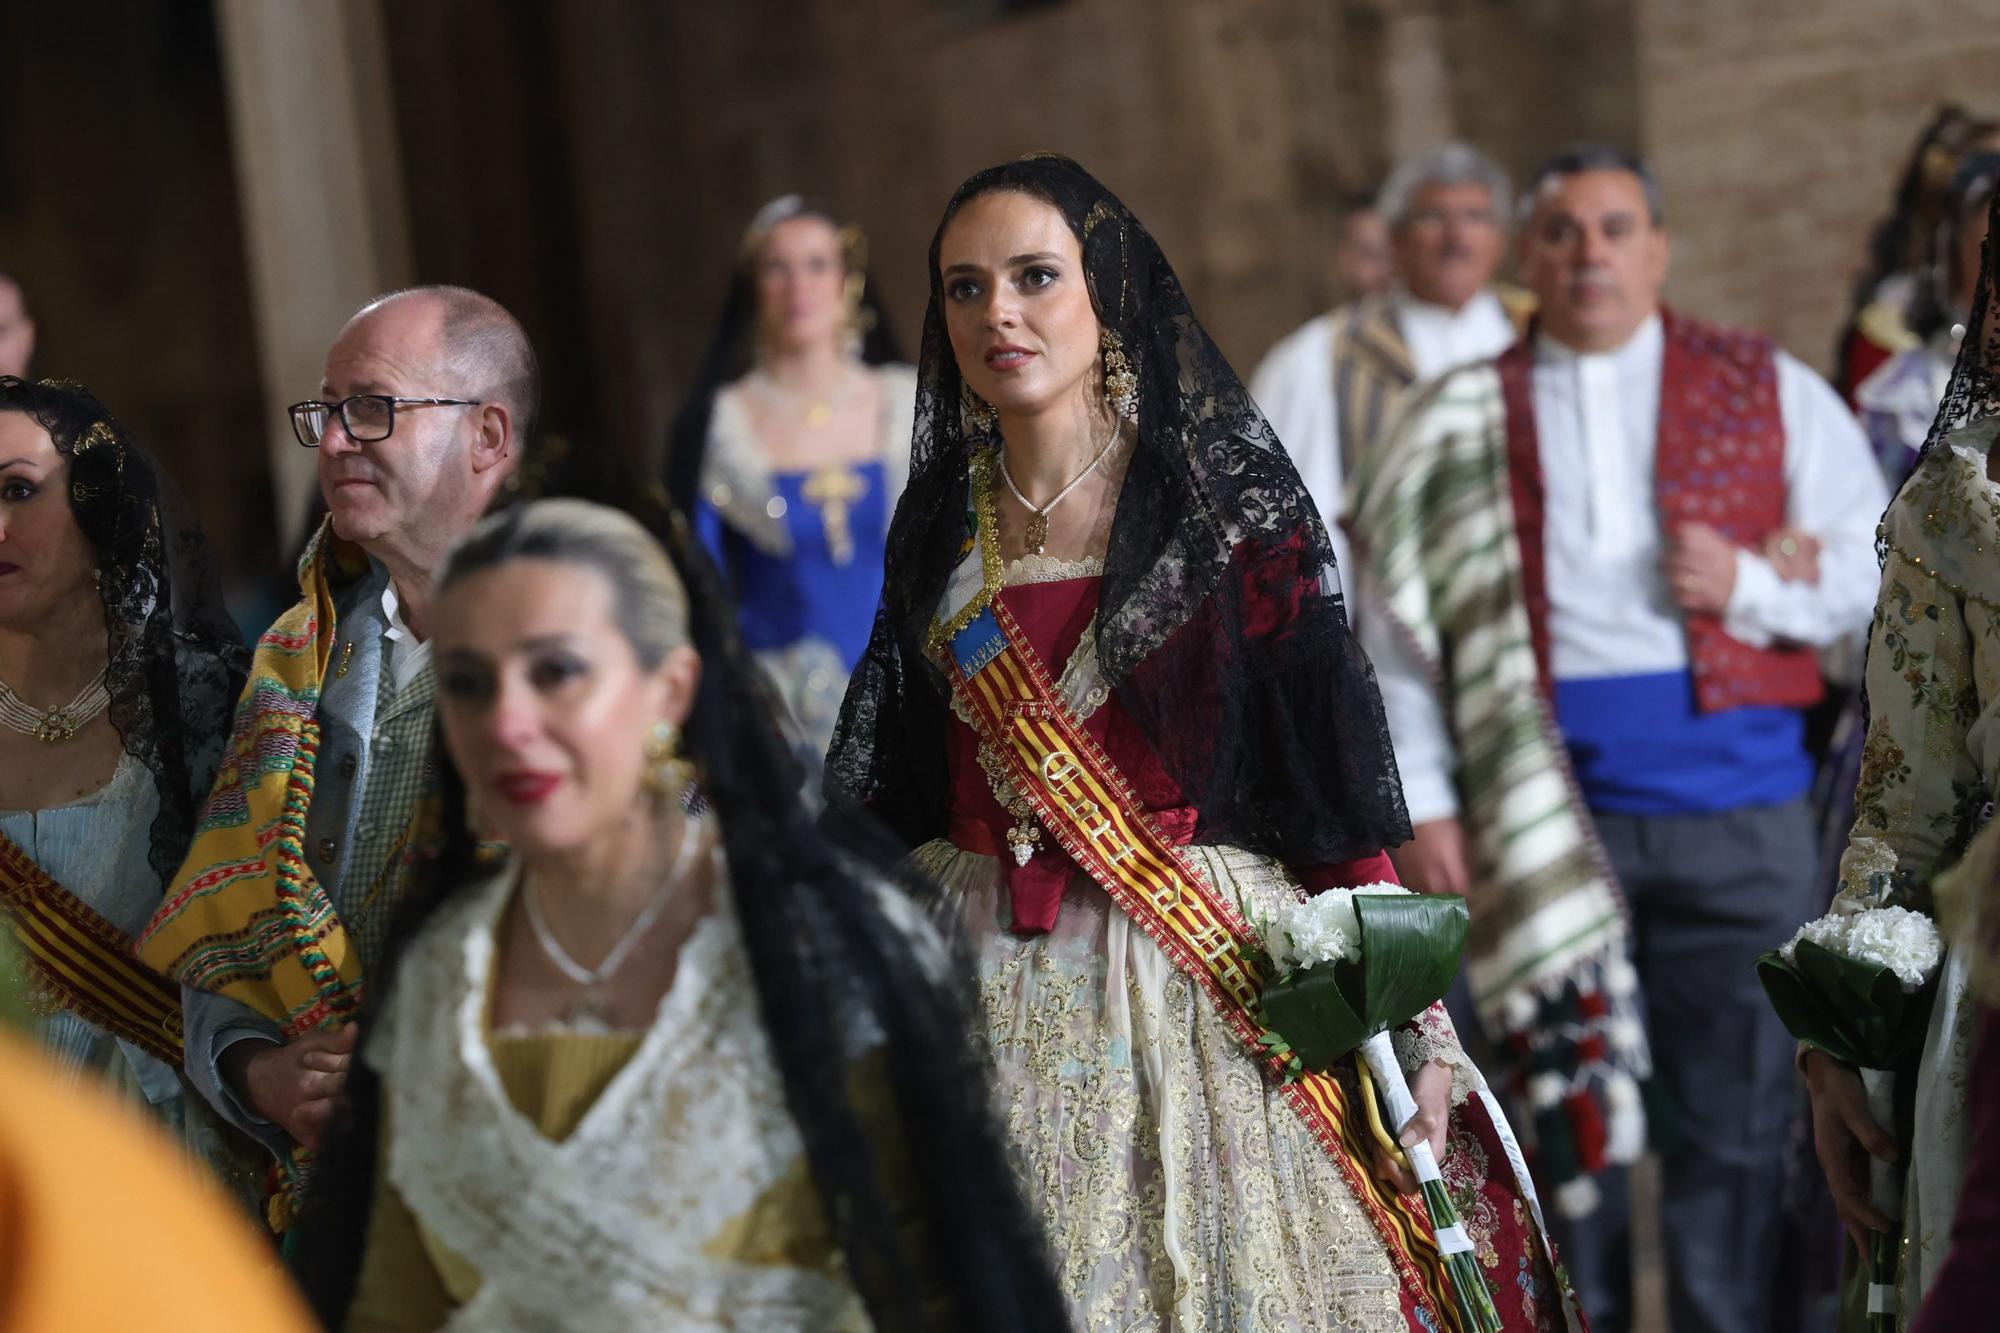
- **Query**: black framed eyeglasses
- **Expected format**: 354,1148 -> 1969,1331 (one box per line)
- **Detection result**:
287,394 -> 481,447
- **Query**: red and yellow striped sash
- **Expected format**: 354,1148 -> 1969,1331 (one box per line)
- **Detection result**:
0,831 -> 183,1065
946,599 -> 1461,1331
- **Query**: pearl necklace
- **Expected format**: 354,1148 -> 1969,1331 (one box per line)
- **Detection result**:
521,815 -> 705,1030
0,667 -> 111,744
998,420 -> 1122,556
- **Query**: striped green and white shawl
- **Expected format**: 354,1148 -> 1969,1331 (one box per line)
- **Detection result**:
1345,363 -> 1633,1037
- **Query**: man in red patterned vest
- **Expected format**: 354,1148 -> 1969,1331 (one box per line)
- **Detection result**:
1350,145 -> 1889,1333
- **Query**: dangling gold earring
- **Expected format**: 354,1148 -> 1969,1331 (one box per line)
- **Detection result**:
643,719 -> 694,802
961,382 -> 998,437
1100,328 -> 1139,423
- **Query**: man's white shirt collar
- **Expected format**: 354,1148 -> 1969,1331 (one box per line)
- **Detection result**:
1388,286 -> 1516,381
380,579 -> 433,698
1533,310 -> 1664,371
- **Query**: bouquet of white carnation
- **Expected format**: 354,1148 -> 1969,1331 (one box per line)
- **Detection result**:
1778,905 -> 1941,992
1260,883 -> 1503,1331
1759,906 -> 1944,1331
1269,879 -> 1403,968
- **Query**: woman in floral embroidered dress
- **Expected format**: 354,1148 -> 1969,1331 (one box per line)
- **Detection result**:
1803,197 -> 2000,1326
829,155 -> 1575,1332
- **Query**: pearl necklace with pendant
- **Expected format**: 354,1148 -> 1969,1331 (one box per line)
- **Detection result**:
0,666 -> 111,744
522,815 -> 705,1031
746,364 -> 865,430
997,418 -> 1122,556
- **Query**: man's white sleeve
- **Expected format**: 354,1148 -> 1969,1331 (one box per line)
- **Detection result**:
1355,574 -> 1460,824
1723,352 -> 1892,649
1250,317 -> 1349,573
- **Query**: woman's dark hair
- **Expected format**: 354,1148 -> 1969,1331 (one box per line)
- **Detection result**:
662,197 -> 902,509
1847,107 -> 2000,331
293,496 -> 1065,1331
1906,151 -> 2000,341
0,376 -> 247,883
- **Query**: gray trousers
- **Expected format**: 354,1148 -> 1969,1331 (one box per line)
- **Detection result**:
1548,798 -> 1820,1333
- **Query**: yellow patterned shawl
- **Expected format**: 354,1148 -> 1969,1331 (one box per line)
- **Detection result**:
139,520 -> 401,1037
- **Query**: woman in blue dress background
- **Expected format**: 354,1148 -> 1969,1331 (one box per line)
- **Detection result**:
667,197 -> 914,778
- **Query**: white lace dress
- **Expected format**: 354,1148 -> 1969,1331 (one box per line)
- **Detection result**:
351,857 -> 873,1333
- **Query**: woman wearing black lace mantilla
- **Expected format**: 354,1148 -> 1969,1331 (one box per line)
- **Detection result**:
0,376 -> 257,1203
827,155 -> 1578,1331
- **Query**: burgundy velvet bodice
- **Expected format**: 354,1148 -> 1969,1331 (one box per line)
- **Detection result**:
942,573 -> 1396,933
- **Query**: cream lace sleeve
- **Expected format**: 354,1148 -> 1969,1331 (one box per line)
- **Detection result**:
1833,527 -> 1986,916
1392,1000 -> 1478,1109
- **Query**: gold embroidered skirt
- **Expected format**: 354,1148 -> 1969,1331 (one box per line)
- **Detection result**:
917,839 -> 1429,1333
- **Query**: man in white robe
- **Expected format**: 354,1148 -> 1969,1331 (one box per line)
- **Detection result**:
1250,142 -> 1526,576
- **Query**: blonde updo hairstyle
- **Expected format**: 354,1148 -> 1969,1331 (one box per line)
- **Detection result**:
435,497 -> 690,671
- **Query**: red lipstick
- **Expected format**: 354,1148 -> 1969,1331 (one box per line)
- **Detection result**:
495,771 -> 562,805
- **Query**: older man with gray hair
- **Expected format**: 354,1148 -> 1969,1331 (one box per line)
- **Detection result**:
1347,143 -> 1887,1333
1251,142 -> 1527,573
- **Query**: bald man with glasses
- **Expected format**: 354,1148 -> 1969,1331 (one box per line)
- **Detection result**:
144,286 -> 538,1178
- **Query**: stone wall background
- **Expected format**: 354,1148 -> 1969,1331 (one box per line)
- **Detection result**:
514,0 -> 2000,470
3,0 -> 1998,599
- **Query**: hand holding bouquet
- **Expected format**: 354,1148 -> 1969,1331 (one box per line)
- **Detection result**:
1757,905 -> 1943,1331
1260,884 -> 1501,1333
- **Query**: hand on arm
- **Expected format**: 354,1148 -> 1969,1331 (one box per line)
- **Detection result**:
1390,816 -> 1488,915
1720,355 -> 1892,644
1665,521 -> 1740,616
1760,527 -> 1824,583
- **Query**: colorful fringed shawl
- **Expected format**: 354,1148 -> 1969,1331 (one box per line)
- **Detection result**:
139,522 -> 435,1036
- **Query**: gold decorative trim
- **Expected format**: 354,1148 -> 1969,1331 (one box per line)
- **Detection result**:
1884,535 -> 2000,615
926,447 -> 1006,653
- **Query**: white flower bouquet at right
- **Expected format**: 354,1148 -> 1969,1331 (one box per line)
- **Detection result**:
1260,884 -> 1504,1332
1757,905 -> 1943,1331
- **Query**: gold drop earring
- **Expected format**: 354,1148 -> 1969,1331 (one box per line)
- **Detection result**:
642,719 -> 695,802
961,382 -> 998,437
1100,328 -> 1139,423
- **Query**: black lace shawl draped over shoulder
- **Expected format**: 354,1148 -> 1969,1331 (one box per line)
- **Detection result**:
294,487 -> 1070,1332
0,376 -> 249,884
825,155 -> 1410,867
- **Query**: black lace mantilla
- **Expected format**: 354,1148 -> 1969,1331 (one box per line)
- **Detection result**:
1,376 -> 248,886
826,155 -> 1411,867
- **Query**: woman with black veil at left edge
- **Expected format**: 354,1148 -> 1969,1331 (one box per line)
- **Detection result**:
0,376 -> 258,1204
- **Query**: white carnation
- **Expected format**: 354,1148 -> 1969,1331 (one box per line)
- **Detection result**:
1273,882 -> 1412,969
1779,905 -> 1942,993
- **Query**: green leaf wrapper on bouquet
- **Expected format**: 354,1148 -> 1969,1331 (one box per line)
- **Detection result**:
1756,906 -> 1943,1332
1259,885 -> 1501,1333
